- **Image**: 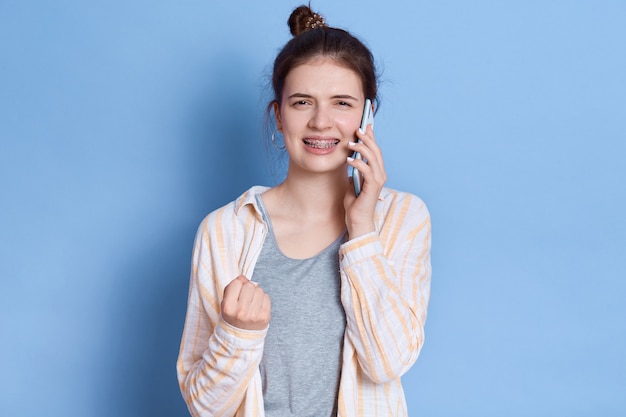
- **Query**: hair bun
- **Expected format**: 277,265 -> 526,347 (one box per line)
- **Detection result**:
288,5 -> 327,37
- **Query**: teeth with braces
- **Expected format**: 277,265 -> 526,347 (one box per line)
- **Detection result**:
303,139 -> 339,149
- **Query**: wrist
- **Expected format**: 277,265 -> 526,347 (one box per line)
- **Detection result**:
347,221 -> 375,240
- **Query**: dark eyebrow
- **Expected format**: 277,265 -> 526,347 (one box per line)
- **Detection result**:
287,93 -> 359,101
288,93 -> 313,100
331,95 -> 358,101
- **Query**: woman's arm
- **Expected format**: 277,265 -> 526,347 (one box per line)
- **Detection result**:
177,313 -> 266,416
339,192 -> 431,384
176,219 -> 268,417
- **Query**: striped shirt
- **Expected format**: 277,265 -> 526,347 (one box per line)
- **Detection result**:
177,186 -> 432,417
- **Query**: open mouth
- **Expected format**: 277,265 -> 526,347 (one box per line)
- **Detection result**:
303,138 -> 340,149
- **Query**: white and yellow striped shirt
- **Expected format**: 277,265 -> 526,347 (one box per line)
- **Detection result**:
177,186 -> 432,417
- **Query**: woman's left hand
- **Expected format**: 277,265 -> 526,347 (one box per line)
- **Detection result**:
345,124 -> 386,239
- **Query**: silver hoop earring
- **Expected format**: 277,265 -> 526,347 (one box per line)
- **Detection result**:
271,129 -> 285,150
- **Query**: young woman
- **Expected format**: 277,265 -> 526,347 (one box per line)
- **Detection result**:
177,5 -> 431,417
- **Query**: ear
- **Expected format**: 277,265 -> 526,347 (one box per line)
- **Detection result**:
273,101 -> 283,131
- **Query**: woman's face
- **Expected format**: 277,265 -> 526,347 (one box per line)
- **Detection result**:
275,57 -> 366,176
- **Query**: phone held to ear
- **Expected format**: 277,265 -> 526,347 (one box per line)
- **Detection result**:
352,98 -> 374,196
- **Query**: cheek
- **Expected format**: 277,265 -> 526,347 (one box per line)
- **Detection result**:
337,114 -> 361,134
280,115 -> 302,135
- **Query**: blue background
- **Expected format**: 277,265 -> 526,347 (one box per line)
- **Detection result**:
1,1 -> 625,416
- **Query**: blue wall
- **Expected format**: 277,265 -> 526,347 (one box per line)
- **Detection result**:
1,1 -> 624,416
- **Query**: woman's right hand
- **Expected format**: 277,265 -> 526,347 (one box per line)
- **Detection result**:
221,275 -> 271,331
344,124 -> 386,239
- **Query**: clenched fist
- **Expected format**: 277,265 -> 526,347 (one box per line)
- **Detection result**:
221,275 -> 271,331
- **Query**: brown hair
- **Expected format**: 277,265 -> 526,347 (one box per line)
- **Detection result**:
271,5 -> 379,108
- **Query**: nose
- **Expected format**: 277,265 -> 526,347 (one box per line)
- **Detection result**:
308,105 -> 332,130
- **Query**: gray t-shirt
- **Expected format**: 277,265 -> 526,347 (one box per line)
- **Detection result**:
253,195 -> 347,417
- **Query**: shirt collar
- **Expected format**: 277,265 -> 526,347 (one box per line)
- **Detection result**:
234,185 -> 270,215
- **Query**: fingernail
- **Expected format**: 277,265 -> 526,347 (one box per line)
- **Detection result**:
347,156 -> 355,162
348,141 -> 356,146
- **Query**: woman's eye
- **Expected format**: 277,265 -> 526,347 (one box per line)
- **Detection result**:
337,101 -> 351,107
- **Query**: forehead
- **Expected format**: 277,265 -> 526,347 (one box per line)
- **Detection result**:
283,58 -> 364,97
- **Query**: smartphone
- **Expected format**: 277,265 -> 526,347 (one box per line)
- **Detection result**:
352,98 -> 374,196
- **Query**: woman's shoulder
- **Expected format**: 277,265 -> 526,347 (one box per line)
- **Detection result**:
376,187 -> 431,239
380,187 -> 429,214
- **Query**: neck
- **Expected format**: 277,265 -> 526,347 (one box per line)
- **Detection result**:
274,167 -> 348,219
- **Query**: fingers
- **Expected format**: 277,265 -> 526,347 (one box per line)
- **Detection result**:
221,275 -> 271,331
350,126 -> 385,172
345,125 -> 385,238
355,124 -> 381,155
347,127 -> 387,193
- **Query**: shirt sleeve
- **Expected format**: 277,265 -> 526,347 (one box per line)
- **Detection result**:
338,192 -> 432,384
176,217 -> 267,417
